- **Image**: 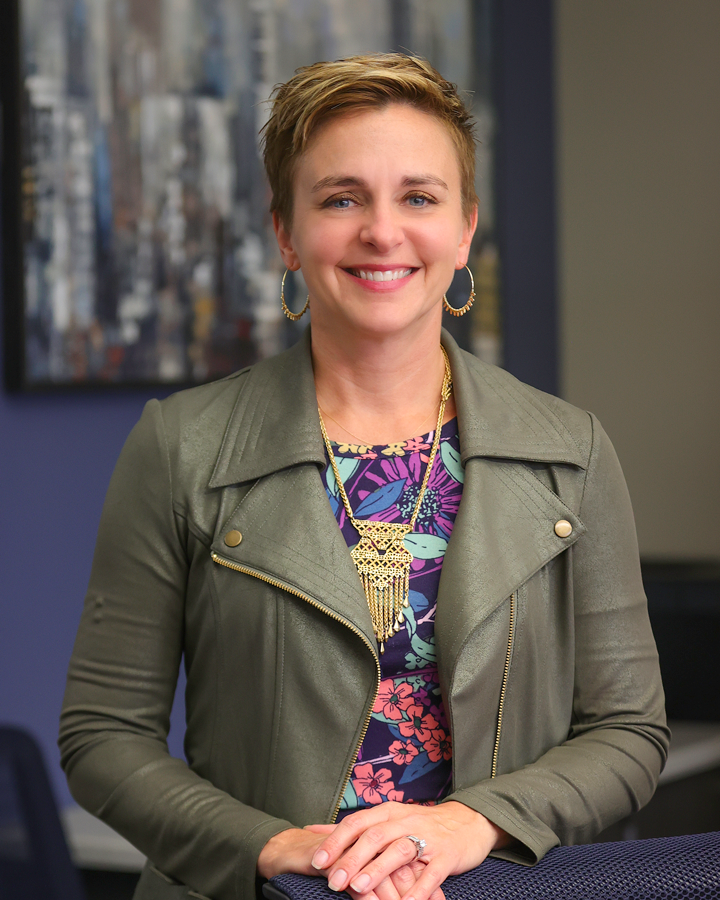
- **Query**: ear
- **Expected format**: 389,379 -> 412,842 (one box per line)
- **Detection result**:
455,204 -> 479,269
273,211 -> 301,271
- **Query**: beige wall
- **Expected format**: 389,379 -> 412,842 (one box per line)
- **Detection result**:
555,0 -> 720,559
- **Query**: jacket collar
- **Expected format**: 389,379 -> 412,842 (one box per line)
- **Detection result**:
209,328 -> 586,489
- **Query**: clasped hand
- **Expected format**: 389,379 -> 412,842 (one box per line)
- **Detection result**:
257,800 -> 509,900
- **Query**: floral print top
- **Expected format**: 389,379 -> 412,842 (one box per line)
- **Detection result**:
320,418 -> 464,818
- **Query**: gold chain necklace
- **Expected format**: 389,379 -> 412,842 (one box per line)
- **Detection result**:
317,404 -> 438,449
318,347 -> 452,653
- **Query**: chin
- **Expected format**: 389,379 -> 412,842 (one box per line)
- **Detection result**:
346,310 -> 431,340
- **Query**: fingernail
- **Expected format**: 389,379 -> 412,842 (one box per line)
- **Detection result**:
328,869 -> 348,891
312,850 -> 329,869
350,873 -> 371,892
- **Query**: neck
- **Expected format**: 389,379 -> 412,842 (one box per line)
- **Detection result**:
311,316 -> 455,446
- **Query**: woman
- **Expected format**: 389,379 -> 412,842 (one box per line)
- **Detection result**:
59,55 -> 669,900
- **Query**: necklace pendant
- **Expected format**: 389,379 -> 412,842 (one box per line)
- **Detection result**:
350,519 -> 413,647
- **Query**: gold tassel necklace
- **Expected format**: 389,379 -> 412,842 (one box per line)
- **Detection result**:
318,347 -> 452,653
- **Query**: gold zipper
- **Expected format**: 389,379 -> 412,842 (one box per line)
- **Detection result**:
210,551 -> 381,822
490,593 -> 515,779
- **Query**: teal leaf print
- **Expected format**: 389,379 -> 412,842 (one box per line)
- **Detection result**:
326,458 -> 360,497
404,533 -> 448,559
404,652 -> 423,670
410,632 -> 437,665
398,750 -> 441,785
340,779 -> 358,809
403,604 -> 417,636
441,441 -> 464,484
402,606 -> 436,664
355,479 -> 405,516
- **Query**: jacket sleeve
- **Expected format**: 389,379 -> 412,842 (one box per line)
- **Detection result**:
443,413 -> 670,863
59,400 -> 293,900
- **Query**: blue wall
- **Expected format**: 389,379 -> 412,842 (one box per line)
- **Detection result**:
0,378 -> 187,806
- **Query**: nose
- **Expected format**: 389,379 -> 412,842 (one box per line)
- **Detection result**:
359,201 -> 404,253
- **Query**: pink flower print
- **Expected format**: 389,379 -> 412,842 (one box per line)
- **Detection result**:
424,728 -> 453,763
398,704 -> 439,742
386,789 -> 405,802
389,740 -> 420,766
352,763 -> 395,805
374,681 -> 413,721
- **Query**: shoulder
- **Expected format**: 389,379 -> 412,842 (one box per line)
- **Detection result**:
134,332 -> 319,494
154,366 -> 252,445
445,339 -> 594,470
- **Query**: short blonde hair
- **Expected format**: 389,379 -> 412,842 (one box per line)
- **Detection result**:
262,53 -> 478,228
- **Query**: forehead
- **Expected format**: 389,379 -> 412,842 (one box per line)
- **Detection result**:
294,103 -> 461,187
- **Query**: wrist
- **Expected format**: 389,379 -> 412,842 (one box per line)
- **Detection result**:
486,818 -> 513,851
442,800 -> 512,851
257,827 -> 301,879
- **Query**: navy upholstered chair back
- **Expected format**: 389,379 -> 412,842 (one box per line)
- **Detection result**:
0,726 -> 86,900
265,831 -> 720,900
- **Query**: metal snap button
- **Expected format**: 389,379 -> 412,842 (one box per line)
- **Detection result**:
224,530 -> 243,547
554,519 -> 572,538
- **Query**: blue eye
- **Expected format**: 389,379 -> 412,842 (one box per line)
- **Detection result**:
407,194 -> 432,207
326,195 -> 356,209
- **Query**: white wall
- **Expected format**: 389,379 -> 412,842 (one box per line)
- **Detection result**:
555,0 -> 720,559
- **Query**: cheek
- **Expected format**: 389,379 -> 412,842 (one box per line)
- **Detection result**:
294,219 -> 351,267
413,226 -> 466,266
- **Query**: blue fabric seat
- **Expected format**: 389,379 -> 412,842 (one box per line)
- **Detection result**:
266,831 -> 720,900
0,725 -> 86,900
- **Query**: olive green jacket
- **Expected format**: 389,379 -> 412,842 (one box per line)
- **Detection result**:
59,330 -> 669,900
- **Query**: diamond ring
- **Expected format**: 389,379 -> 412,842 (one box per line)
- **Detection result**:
404,835 -> 427,860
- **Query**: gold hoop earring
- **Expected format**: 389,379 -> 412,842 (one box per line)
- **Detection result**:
442,265 -> 475,317
281,269 -> 310,321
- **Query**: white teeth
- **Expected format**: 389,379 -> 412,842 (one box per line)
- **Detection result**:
353,268 -> 412,281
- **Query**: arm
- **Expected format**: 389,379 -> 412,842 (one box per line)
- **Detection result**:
59,400 -> 293,900
444,413 -> 670,862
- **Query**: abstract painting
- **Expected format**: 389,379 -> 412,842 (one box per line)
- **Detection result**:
2,0 -> 498,389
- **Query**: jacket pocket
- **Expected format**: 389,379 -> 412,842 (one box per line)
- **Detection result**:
132,863 -> 212,900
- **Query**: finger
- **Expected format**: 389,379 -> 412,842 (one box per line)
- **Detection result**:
405,861 -> 444,900
374,875 -> 404,900
304,823 -> 336,834
325,818 -> 430,892
336,835 -> 418,895
348,874 -> 402,900
390,864 -> 419,897
312,807 -> 394,869
396,861 -> 447,900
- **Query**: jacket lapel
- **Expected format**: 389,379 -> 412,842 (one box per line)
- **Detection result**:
210,463 -> 376,647
207,328 -> 590,659
436,337 -> 588,663
208,329 -> 375,646
436,456 -> 585,666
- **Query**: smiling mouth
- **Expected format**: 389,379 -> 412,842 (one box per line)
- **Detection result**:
347,268 -> 414,282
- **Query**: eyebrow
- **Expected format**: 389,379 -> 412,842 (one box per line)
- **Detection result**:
310,174 -> 449,193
